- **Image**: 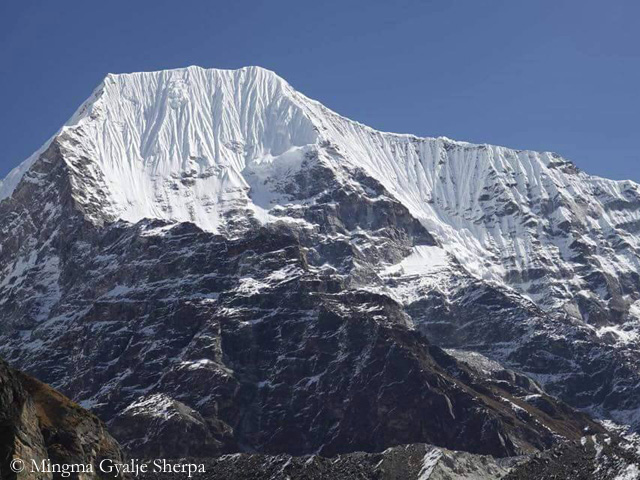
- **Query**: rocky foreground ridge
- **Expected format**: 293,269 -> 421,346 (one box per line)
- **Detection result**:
0,358 -> 124,479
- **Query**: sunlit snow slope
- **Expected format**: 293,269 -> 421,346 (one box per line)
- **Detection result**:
2,66 -> 640,325
1,66 -> 318,231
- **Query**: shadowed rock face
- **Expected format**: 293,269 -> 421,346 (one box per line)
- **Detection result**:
402,271 -> 640,426
0,144 -> 605,460
0,359 -> 124,479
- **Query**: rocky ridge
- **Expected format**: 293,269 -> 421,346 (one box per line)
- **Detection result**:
0,358 -> 124,479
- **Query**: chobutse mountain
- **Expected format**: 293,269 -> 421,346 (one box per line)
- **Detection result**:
1,66 -> 640,478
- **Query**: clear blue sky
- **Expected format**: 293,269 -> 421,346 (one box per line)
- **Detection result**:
1,0 -> 638,181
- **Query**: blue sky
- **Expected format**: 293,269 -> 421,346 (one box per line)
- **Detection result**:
1,0 -> 638,181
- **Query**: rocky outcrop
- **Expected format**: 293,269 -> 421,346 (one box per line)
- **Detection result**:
504,436 -> 640,480
137,437 -> 640,480
138,443 -> 522,480
397,267 -> 640,430
110,394 -> 224,459
0,359 -> 124,479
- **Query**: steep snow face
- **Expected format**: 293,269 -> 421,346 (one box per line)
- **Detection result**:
300,103 -> 640,319
0,66 -> 318,231
3,66 -> 640,321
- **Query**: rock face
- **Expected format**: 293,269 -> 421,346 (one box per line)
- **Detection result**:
1,66 -> 640,461
0,359 -> 124,479
401,268 -> 640,431
0,140 -> 603,458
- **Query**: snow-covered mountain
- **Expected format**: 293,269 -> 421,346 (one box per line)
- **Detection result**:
4,66 -> 638,320
1,66 -> 640,458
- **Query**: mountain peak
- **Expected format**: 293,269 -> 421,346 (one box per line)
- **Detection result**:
104,64 -> 280,79
0,65 -> 303,199
2,67 -> 639,319
1,65 -> 322,231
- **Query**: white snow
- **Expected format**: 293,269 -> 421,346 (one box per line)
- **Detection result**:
3,65 -> 640,326
615,464 -> 640,480
2,66 -> 318,232
444,349 -> 505,375
384,246 -> 448,276
120,393 -> 201,421
417,448 -> 443,479
121,394 -> 176,419
178,359 -> 216,371
596,325 -> 640,346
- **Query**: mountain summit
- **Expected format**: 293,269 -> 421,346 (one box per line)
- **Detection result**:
1,66 -> 640,460
1,66 -> 318,230
4,66 -> 639,319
